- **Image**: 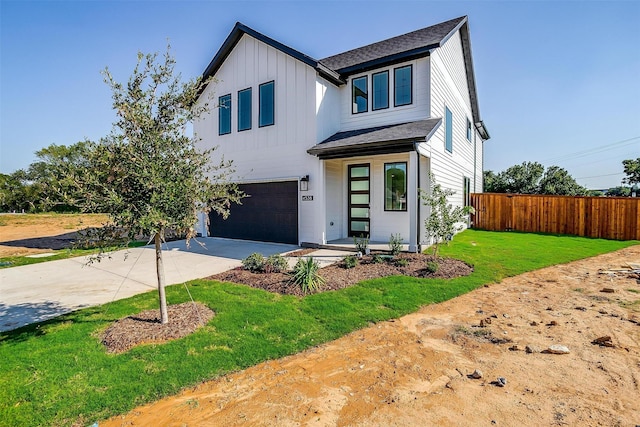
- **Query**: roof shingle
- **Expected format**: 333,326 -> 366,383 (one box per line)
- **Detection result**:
319,16 -> 466,73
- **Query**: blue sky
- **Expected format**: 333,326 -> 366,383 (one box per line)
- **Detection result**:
1,0 -> 639,190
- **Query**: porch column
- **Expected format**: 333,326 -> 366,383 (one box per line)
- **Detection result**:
317,160 -> 327,245
408,151 -> 419,252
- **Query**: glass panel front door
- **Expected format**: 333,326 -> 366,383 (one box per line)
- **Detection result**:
348,164 -> 370,238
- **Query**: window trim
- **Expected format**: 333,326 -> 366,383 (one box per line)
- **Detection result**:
258,81 -> 275,128
463,176 -> 471,207
372,70 -> 389,111
466,117 -> 472,141
384,162 -> 408,212
445,106 -> 453,153
352,75 -> 368,114
237,87 -> 252,132
218,93 -> 231,136
393,65 -> 413,107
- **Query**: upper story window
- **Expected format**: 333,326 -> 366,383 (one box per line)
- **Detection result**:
238,88 -> 252,131
445,106 -> 453,153
372,71 -> 389,111
259,81 -> 275,127
352,76 -> 368,114
466,118 -> 472,141
394,65 -> 412,107
218,94 -> 231,135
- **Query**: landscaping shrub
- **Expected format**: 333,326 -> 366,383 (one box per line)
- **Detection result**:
425,260 -> 439,274
395,258 -> 410,267
354,234 -> 369,255
242,252 -> 265,272
388,233 -> 403,255
264,254 -> 289,273
290,257 -> 325,294
343,255 -> 358,269
372,254 -> 384,264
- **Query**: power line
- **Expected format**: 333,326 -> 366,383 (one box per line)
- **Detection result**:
542,136 -> 640,164
575,172 -> 624,180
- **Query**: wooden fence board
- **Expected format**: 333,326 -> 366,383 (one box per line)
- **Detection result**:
470,193 -> 640,241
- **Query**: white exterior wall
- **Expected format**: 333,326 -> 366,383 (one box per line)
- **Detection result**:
337,58 -> 431,132
324,154 -> 413,243
428,30 -> 477,209
194,34 -> 322,244
316,77 -> 341,143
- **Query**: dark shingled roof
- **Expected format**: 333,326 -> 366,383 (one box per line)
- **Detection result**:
320,17 -> 466,74
307,119 -> 442,159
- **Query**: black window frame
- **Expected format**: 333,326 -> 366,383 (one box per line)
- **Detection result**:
372,70 -> 389,111
352,75 -> 368,114
218,93 -> 232,136
259,81 -> 275,128
384,162 -> 408,212
237,87 -> 252,132
466,117 -> 472,141
445,106 -> 453,153
394,65 -> 413,107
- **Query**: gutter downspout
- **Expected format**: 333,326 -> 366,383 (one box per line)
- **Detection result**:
414,142 -> 421,253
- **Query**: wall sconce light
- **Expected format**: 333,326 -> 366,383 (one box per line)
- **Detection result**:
300,175 -> 309,191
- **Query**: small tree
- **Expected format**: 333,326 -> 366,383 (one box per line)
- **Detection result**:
420,173 -> 474,256
75,45 -> 243,323
622,158 -> 640,186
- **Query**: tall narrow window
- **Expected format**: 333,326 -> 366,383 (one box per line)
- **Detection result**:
218,94 -> 231,135
463,176 -> 471,207
259,81 -> 274,127
372,71 -> 389,110
238,88 -> 252,131
352,76 -> 368,114
394,65 -> 412,106
384,162 -> 407,211
445,106 -> 453,153
466,118 -> 472,141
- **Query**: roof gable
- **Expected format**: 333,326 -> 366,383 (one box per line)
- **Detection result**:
319,16 -> 466,75
201,22 -> 342,86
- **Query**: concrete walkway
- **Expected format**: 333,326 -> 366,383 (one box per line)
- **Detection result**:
0,238 -> 301,332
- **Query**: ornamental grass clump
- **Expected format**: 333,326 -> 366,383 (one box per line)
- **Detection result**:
388,233 -> 403,256
290,257 -> 325,294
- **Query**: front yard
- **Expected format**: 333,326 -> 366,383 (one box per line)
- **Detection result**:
0,230 -> 637,426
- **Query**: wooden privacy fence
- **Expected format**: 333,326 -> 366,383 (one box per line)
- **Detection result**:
470,193 -> 640,241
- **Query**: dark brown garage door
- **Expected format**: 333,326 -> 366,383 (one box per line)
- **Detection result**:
209,181 -> 298,244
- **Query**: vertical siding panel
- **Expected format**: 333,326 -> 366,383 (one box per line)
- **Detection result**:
470,194 -> 639,240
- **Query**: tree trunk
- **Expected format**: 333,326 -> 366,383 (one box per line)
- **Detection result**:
154,231 -> 169,324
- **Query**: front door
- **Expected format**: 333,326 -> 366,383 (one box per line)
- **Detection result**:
348,164 -> 370,237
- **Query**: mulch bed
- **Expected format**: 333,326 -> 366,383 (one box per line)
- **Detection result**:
210,253 -> 473,297
101,302 -> 214,354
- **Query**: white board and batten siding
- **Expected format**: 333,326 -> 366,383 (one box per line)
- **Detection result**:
428,30 -> 478,209
195,34 -> 324,244
337,58 -> 431,132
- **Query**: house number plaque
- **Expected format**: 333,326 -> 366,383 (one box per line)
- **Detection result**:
302,195 -> 313,201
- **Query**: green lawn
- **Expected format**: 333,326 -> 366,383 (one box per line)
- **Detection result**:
0,230 -> 636,426
0,241 -> 148,269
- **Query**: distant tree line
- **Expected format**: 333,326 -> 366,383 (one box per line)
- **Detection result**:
484,159 -> 640,197
1,141 -> 91,212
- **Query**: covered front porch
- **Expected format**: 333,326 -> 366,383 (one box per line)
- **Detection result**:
307,119 -> 441,253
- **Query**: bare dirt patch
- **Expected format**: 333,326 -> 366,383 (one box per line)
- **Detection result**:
101,302 -> 214,354
210,253 -> 473,296
0,213 -> 108,257
103,245 -> 640,427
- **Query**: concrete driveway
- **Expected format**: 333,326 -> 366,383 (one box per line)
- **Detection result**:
0,238 -> 299,332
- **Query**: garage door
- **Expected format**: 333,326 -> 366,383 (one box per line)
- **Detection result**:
209,181 -> 298,244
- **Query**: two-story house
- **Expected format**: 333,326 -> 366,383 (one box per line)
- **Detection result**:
195,16 -> 489,252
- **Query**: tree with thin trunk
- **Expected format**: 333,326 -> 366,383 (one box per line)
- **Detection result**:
75,45 -> 243,323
